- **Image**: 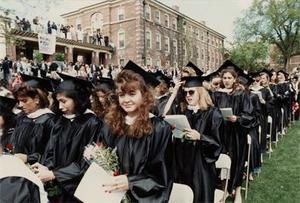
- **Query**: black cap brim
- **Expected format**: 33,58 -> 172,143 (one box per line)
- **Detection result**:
151,71 -> 172,87
94,77 -> 115,91
123,60 -> 160,87
186,61 -> 204,76
57,72 -> 95,89
182,76 -> 204,87
20,73 -> 54,92
259,68 -> 272,78
217,60 -> 244,75
0,96 -> 17,110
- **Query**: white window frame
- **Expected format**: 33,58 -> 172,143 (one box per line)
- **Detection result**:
173,39 -> 177,55
172,18 -> 177,30
164,36 -> 170,53
156,32 -> 161,50
118,29 -> 125,49
118,7 -> 125,21
155,10 -> 160,24
183,43 -> 187,59
145,5 -> 151,20
155,58 -> 161,67
146,30 -> 152,49
119,58 -> 125,66
164,14 -> 169,27
146,57 -> 152,66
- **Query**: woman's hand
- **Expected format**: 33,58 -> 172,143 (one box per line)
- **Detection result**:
183,128 -> 201,140
14,153 -> 28,163
227,115 -> 237,123
31,162 -> 49,173
36,168 -> 55,183
102,175 -> 129,193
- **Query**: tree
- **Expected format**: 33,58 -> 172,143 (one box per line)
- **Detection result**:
235,0 -> 300,70
228,41 -> 269,71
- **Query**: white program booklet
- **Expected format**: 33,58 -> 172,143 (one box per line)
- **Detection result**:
75,162 -> 126,203
164,115 -> 191,139
220,108 -> 233,120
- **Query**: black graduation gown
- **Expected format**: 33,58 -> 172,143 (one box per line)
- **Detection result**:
277,82 -> 291,128
153,94 -> 178,117
260,87 -> 274,144
0,177 -> 41,203
98,117 -> 173,203
11,112 -> 56,164
41,112 -> 107,202
270,84 -> 281,139
173,107 -> 223,203
211,90 -> 254,192
248,93 -> 262,172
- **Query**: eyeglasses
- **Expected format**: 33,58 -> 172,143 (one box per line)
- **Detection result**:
183,90 -> 195,96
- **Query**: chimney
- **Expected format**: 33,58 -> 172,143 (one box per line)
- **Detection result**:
172,5 -> 179,12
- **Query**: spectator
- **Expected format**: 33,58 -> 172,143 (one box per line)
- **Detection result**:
1,57 -> 12,87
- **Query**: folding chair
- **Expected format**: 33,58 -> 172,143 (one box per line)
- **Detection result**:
266,116 -> 273,158
214,154 -> 231,203
258,125 -> 263,163
241,135 -> 251,200
281,108 -> 285,136
169,183 -> 194,203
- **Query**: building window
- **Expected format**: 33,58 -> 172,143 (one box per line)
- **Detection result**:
118,8 -> 125,21
197,47 -> 200,58
173,39 -> 177,55
146,57 -> 152,66
183,24 -> 187,33
145,5 -> 151,20
164,36 -> 170,52
164,14 -> 169,27
183,43 -> 187,59
154,10 -> 160,24
119,58 -> 125,66
76,17 -> 81,30
118,29 -> 125,49
156,32 -> 161,50
146,30 -> 152,49
91,13 -> 103,33
155,58 -> 161,67
201,49 -> 204,59
196,29 -> 199,39
172,18 -> 177,30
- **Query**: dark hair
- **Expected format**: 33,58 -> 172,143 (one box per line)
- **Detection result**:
52,86 -> 91,116
13,83 -> 49,108
220,68 -> 240,94
0,107 -> 16,147
91,85 -> 115,118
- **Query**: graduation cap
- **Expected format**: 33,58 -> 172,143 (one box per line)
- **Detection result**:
20,73 -> 53,92
277,70 -> 289,78
248,71 -> 261,79
56,72 -> 94,91
185,61 -> 204,76
259,68 -> 272,78
123,60 -> 160,87
182,76 -> 204,88
238,72 -> 254,86
94,77 -> 115,92
201,71 -> 220,82
151,71 -> 172,87
0,96 -> 17,110
217,60 -> 244,75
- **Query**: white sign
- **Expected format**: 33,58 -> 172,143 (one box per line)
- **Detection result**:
38,33 -> 56,55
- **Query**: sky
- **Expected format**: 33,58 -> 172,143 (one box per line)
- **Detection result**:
1,0 -> 253,43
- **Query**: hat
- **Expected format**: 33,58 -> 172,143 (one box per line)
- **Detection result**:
185,61 -> 204,76
56,72 -> 94,91
217,60 -> 244,75
238,72 -> 254,86
20,73 -> 53,92
277,70 -> 289,78
0,96 -> 17,110
259,68 -> 272,78
201,71 -> 220,82
123,60 -> 160,87
151,71 -> 172,87
94,77 -> 115,92
182,76 -> 205,88
248,71 -> 261,79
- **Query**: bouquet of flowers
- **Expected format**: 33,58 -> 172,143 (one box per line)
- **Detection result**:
84,142 -> 120,176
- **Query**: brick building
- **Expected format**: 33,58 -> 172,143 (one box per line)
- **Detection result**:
61,0 -> 225,72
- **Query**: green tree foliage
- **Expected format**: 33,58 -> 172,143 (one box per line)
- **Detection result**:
229,41 -> 269,71
234,0 -> 300,70
54,53 -> 65,61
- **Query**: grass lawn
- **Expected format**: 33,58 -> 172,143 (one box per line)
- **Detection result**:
242,121 -> 300,203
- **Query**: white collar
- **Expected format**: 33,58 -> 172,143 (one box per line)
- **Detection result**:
27,108 -> 53,119
63,109 -> 95,121
0,129 -> 3,137
125,113 -> 155,125
217,88 -> 233,93
250,86 -> 263,91
187,105 -> 200,113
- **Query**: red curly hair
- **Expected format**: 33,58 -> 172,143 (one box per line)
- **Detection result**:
105,70 -> 155,138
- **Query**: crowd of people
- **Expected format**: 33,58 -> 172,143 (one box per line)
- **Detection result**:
0,57 -> 299,203
11,15 -> 111,47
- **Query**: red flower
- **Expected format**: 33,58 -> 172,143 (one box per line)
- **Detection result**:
6,144 -> 14,151
113,170 -> 120,176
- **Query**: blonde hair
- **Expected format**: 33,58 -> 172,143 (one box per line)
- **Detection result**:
196,87 -> 214,110
182,67 -> 197,76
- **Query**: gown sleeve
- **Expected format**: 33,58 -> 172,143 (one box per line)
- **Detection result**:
236,91 -> 255,129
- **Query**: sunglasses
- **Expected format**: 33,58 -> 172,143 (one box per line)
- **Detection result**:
183,90 -> 195,96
